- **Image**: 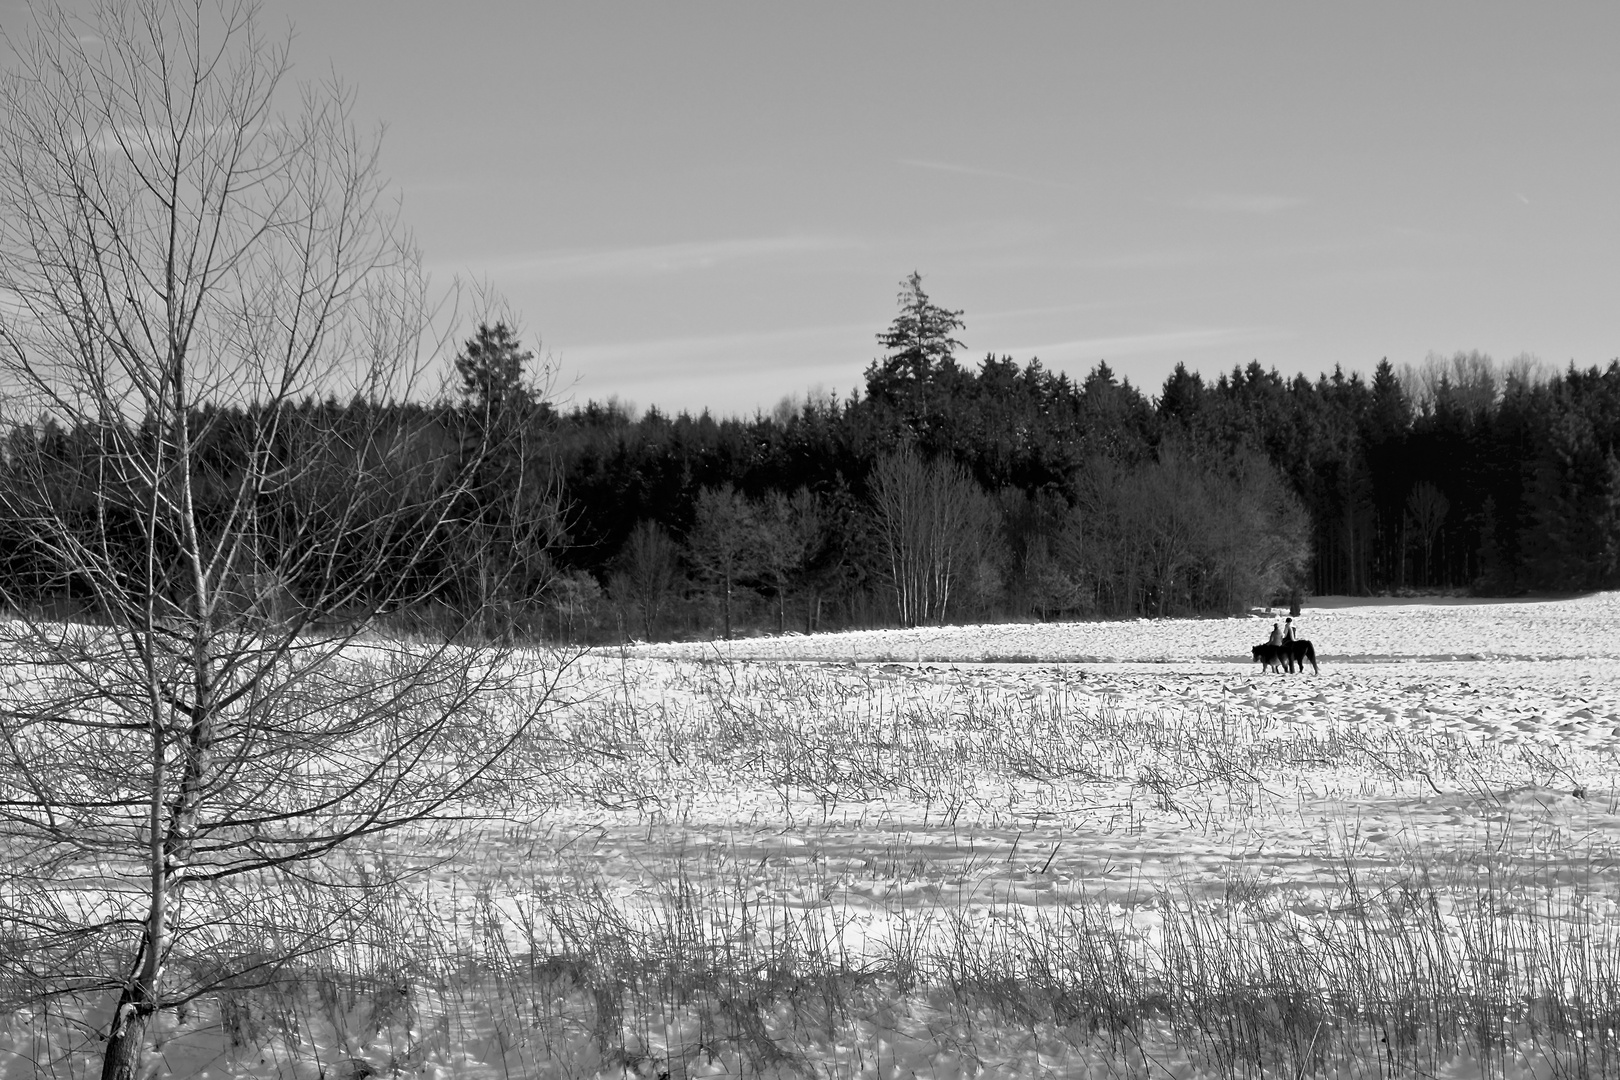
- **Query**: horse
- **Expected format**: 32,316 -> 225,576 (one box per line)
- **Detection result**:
1253,639 -> 1319,674
1283,638 -> 1319,674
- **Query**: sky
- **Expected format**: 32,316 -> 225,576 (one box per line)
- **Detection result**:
11,3 -> 1620,417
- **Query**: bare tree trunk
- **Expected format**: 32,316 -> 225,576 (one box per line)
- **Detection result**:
101,984 -> 153,1080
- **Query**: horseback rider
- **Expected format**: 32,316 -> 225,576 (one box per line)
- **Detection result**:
1283,617 -> 1296,643
1268,621 -> 1282,647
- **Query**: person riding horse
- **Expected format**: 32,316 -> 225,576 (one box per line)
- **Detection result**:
1255,615 -> 1318,674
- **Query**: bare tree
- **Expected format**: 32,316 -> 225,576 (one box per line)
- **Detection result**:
1134,451 -> 1208,616
756,487 -> 822,634
868,443 -> 995,627
0,4 -> 567,1078
1404,350 -> 1500,420
547,567 -> 605,643
1216,451 -> 1312,611
1073,451 -> 1309,616
1407,481 -> 1450,587
1073,456 -> 1144,616
687,484 -> 761,639
1030,500 -> 1092,618
609,519 -> 683,641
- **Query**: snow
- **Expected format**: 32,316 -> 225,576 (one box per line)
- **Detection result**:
9,592 -> 1620,1077
625,590 -> 1620,664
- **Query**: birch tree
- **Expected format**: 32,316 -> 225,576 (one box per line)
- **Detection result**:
868,443 -> 994,627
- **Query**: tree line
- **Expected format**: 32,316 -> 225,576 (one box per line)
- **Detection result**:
541,275 -> 1618,639
13,273 -> 1613,644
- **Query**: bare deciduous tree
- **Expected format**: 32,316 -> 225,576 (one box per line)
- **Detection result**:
1209,451 -> 1313,612
609,519 -> 684,641
1135,450 -> 1207,616
1073,451 -> 1309,616
868,443 -> 995,627
756,487 -> 822,634
0,3 -> 567,1077
1407,480 -> 1450,587
687,484 -> 761,639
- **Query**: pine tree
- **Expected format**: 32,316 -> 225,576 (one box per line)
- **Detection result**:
453,323 -> 559,636
456,322 -> 537,417
864,272 -> 966,424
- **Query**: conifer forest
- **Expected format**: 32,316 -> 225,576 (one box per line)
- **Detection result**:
4,274 -> 1616,643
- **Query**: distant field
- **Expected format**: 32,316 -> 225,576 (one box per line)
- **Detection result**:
10,593 -> 1620,1078
630,590 -> 1620,665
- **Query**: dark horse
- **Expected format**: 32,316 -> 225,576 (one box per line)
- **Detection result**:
1252,639 -> 1319,675
1252,642 -> 1286,673
1283,638 -> 1319,674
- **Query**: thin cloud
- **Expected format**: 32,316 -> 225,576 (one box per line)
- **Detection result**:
1013,249 -> 1210,272
973,300 -> 1117,322
1005,326 -> 1286,360
473,235 -> 858,280
900,158 -> 1080,192
1185,193 -> 1306,215
560,321 -> 871,379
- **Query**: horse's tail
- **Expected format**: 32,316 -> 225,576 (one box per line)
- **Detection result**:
1304,641 -> 1318,674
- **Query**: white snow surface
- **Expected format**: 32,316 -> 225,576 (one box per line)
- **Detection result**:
629,590 -> 1620,665
404,592 -> 1619,1076
14,593 -> 1620,1078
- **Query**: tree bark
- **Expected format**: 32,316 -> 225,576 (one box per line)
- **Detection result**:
101,977 -> 154,1080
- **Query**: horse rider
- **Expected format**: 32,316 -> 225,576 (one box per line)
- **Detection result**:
1268,621 -> 1283,647
1284,617 -> 1296,643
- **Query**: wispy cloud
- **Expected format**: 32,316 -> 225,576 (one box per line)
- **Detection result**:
469,235 -> 858,281
562,321 -> 1273,380
1185,193 -> 1306,215
900,158 -> 1080,192
554,321 -> 873,413
1004,326 -> 1286,360
560,321 -> 871,379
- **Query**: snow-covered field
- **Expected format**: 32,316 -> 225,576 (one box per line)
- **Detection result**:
636,591 -> 1620,665
11,594 -> 1620,1078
